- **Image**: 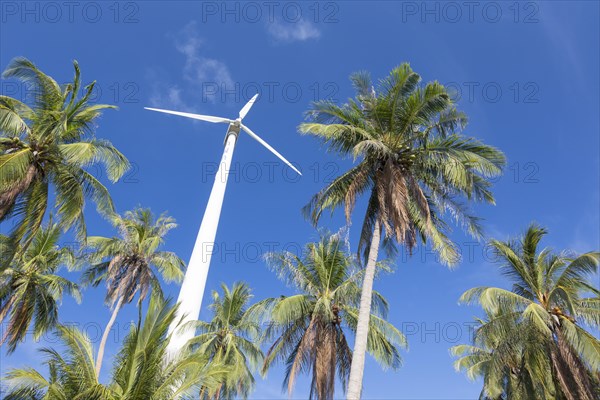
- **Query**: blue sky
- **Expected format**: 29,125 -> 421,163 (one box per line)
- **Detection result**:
1,1 -> 599,398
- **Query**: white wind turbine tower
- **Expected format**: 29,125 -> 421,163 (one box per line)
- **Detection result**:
145,94 -> 301,357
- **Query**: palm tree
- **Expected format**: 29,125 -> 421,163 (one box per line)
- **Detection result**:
452,313 -> 559,399
187,282 -> 263,399
83,207 -> 185,377
300,64 -> 505,398
0,222 -> 80,353
458,223 -> 600,400
0,57 -> 129,248
249,231 -> 406,400
2,296 -> 230,399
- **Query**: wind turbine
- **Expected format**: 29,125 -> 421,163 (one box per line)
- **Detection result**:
145,94 -> 301,357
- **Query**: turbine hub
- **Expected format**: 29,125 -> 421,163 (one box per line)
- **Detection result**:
224,122 -> 241,143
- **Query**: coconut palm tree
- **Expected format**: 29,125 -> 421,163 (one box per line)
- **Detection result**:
452,312 -> 559,399
458,223 -> 600,400
2,296 -> 230,399
0,57 -> 129,249
83,207 -> 185,377
186,282 -> 263,399
249,232 -> 406,400
0,222 -> 80,353
300,64 -> 505,398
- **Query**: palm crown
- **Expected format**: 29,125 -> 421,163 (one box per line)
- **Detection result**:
84,208 -> 184,305
2,296 -> 229,400
452,312 -> 558,399
457,224 -> 600,400
249,232 -> 406,400
301,64 -> 505,263
188,282 -> 264,399
0,57 -> 129,247
0,222 -> 80,353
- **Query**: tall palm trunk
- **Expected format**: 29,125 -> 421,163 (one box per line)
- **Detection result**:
555,327 -> 596,400
315,323 -> 336,400
0,164 -> 37,220
550,344 -> 578,400
346,220 -> 381,400
96,296 -> 124,378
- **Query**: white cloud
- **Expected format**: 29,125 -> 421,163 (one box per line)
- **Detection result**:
146,21 -> 234,109
148,84 -> 187,109
145,66 -> 193,110
267,19 -> 321,43
175,22 -> 234,90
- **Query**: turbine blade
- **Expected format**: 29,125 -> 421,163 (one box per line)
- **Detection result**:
238,94 -> 259,120
144,107 -> 232,124
241,124 -> 302,176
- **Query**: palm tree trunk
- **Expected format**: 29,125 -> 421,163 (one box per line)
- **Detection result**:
346,220 -> 381,400
96,296 -> 124,378
555,328 -> 596,400
0,164 -> 36,220
315,323 -> 336,400
550,344 -> 578,400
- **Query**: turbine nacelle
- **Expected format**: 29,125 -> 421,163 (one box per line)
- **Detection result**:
144,93 -> 301,175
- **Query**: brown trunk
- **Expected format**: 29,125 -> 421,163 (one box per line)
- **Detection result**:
0,164 -> 37,220
315,323 -> 336,400
550,344 -> 578,400
555,328 -> 596,400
